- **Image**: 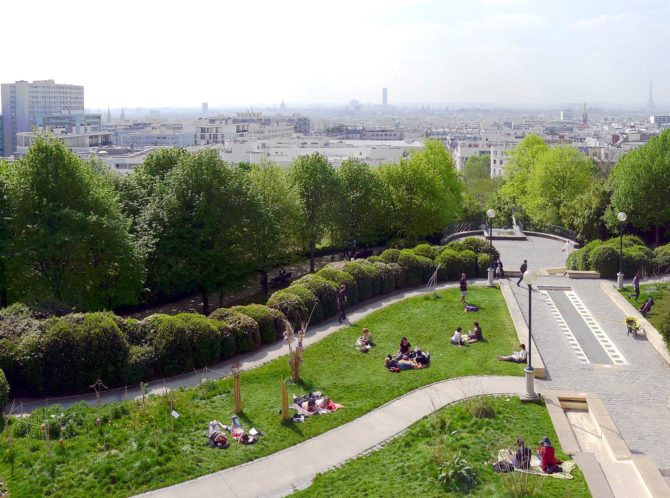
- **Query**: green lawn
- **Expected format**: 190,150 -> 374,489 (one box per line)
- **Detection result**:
0,287 -> 524,497
293,396 -> 591,498
620,282 -> 670,330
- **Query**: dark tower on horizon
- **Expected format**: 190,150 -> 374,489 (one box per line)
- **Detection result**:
582,102 -> 588,125
647,81 -> 655,109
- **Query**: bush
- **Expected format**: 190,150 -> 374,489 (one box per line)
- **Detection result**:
266,290 -> 308,328
591,245 -> 619,278
445,241 -> 465,252
461,236 -> 500,261
379,248 -> 401,264
142,314 -> 191,377
0,304 -> 42,342
344,261 -> 375,301
623,246 -> 653,275
459,250 -> 478,276
367,255 -> 382,263
11,332 -> 44,395
316,266 -> 359,305
114,317 -> 145,345
233,304 -> 286,344
387,262 -> 406,289
283,285 -> 324,324
654,244 -> 670,274
0,368 -> 9,408
359,260 -> 383,296
373,262 -> 396,294
216,323 -> 237,359
477,254 -> 493,277
412,243 -> 438,260
0,303 -> 33,321
437,452 -> 479,493
176,313 -> 221,368
208,309 -> 261,353
436,249 -> 465,281
397,250 -> 429,287
659,312 -> 670,346
125,345 -> 156,384
291,275 -> 339,319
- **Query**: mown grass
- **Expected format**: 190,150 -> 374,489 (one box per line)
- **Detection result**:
293,396 -> 591,498
0,287 -> 524,497
620,282 -> 670,331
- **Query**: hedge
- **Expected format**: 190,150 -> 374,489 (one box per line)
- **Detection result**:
659,312 -> 670,347
233,304 -> 286,344
316,266 -> 359,305
125,345 -> 156,385
396,250 -> 427,287
379,248 -> 401,264
266,290 -> 308,328
373,261 -> 396,294
591,245 -> 619,278
11,332 -> 44,395
216,322 -> 238,359
114,317 -> 145,346
291,275 -> 339,319
142,314 -> 192,377
387,262 -> 407,289
623,246 -> 653,275
344,261 -> 376,301
283,285 -> 324,324
477,254 -> 493,277
436,249 -> 465,281
0,369 -> 8,409
412,243 -> 438,260
445,241 -> 465,252
461,237 -> 500,261
176,313 -> 221,368
654,244 -> 670,274
208,308 -> 261,353
460,249 -> 478,276
359,261 -> 384,296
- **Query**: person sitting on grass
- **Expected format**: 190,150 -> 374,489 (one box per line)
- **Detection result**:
466,321 -> 483,343
497,344 -> 527,363
357,328 -> 372,352
451,327 -> 465,346
537,436 -> 562,473
512,437 -> 532,469
397,336 -> 412,359
639,297 -> 654,316
414,348 -> 430,366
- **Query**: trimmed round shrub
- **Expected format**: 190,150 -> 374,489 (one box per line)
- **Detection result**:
461,236 -> 500,261
623,246 -> 653,275
142,314 -> 191,377
292,275 -> 339,319
412,243 -> 438,260
367,255 -> 382,263
40,313 -> 130,394
283,285 -> 324,324
373,261 -> 396,294
316,266 -> 359,305
215,322 -> 237,359
445,241 -> 465,252
208,309 -> 261,354
379,248 -> 401,264
344,261 -> 375,301
0,369 -> 8,409
654,244 -> 670,274
591,245 -> 619,278
459,249 -> 478,276
578,240 -> 603,270
359,261 -> 383,296
0,304 -> 42,341
266,290 -> 308,328
397,250 -> 426,287
125,345 -> 156,384
387,262 -> 406,289
114,317 -> 145,345
233,304 -> 286,344
436,249 -> 465,281
477,254 -> 493,277
11,332 -> 44,395
0,338 -> 16,375
176,313 -> 221,368
566,249 -> 581,270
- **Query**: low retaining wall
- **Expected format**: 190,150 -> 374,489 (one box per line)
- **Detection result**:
567,270 -> 600,279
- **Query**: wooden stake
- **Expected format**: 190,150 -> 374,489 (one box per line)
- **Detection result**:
281,378 -> 289,422
232,362 -> 242,414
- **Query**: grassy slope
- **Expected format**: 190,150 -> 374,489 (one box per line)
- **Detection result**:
0,287 -> 524,497
293,396 -> 590,498
620,282 -> 670,331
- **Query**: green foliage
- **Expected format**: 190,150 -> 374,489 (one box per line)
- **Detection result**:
386,262 -> 407,289
436,452 -> 479,493
207,309 -> 261,353
654,244 -> 670,274
591,245 -> 620,278
465,396 -> 497,419
372,262 -> 397,294
283,285 -> 324,325
396,250 -> 425,287
477,254 -> 493,277
0,368 -> 9,408
11,332 -> 44,394
379,248 -> 401,264
125,345 -> 156,385
344,262 -> 375,301
436,249 -> 465,281
460,249 -> 478,276
659,312 -> 670,345
176,313 -> 221,368
358,261 -> 384,296
142,314 -> 192,377
461,237 -> 500,261
266,290 -> 308,328
316,266 -> 359,305
292,274 -> 339,319
412,243 -> 438,260
232,304 -> 286,344
623,245 -> 653,275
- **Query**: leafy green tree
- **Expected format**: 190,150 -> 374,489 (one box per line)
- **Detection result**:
289,153 -> 338,272
609,130 -> 670,245
0,167 -> 10,306
525,146 -> 596,227
497,134 -> 548,207
3,135 -> 142,310
462,154 -> 499,215
562,180 -> 611,241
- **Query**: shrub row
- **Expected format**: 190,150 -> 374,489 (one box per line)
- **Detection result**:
567,236 -> 653,278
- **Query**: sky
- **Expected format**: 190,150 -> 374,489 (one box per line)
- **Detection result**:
2,0 -> 669,108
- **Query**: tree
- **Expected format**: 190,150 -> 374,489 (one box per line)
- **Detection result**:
289,153 -> 338,273
497,134 -> 548,207
4,135 -> 142,310
462,154 -> 498,215
609,130 -> 670,245
562,180 -> 611,242
0,167 -> 10,306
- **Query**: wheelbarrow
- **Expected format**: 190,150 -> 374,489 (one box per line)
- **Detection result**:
625,316 -> 641,337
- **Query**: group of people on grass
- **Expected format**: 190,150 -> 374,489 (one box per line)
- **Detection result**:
207,416 -> 259,448
498,436 -> 563,474
450,322 -> 484,346
384,336 -> 431,371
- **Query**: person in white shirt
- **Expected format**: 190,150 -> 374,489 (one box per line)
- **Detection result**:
497,344 -> 527,363
451,327 -> 465,346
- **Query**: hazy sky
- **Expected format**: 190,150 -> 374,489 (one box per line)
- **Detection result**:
3,0 -> 669,108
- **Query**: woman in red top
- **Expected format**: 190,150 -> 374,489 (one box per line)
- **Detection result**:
538,437 -> 562,473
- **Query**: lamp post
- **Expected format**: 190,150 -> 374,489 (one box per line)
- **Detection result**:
617,212 -> 627,290
521,270 -> 539,401
486,208 -> 496,287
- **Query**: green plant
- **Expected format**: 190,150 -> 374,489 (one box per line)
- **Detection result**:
436,452 -> 479,492
465,396 -> 496,419
460,249 -> 478,276
436,249 -> 465,280
379,248 -> 401,264
291,275 -> 339,319
654,244 -> 670,274
397,250 -> 429,286
176,313 -> 221,368
266,290 -> 308,329
386,262 -> 406,289
233,304 -> 285,344
344,262 -> 375,301
142,314 -> 192,377
477,254 -> 493,277
0,368 -> 9,408
591,245 -> 619,278
372,262 -> 396,294
125,345 -> 156,385
282,285 -> 324,324
208,309 -> 261,353
412,243 -> 438,260
316,266 -> 359,305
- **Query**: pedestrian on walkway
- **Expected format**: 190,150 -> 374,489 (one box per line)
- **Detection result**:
337,284 -> 347,323
496,259 -> 504,278
517,260 -> 527,287
459,273 -> 468,305
630,272 -> 641,301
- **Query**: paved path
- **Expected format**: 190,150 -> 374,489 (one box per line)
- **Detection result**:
137,376 -> 522,498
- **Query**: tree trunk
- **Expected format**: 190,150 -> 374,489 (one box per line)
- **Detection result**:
309,241 -> 315,273
202,294 -> 210,316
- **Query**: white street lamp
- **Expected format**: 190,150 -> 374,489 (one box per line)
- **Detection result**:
486,209 -> 496,286
521,270 -> 539,401
617,212 -> 627,289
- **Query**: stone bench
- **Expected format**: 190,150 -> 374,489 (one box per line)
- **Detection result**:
567,270 -> 600,279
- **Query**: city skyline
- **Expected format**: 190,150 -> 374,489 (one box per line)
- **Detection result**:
2,0 -> 669,108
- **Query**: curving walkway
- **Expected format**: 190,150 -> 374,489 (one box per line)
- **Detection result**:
136,375 -> 522,498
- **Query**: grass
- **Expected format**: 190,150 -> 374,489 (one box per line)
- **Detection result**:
292,396 -> 591,498
620,282 -> 670,331
0,287 -> 524,497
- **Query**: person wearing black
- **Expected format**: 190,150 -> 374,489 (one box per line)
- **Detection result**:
397,336 -> 411,359
513,437 -> 531,469
337,284 -> 347,323
517,259 -> 528,287
459,273 -> 468,305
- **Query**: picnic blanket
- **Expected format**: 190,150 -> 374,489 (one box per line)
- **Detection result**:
292,399 -> 343,417
496,449 -> 576,479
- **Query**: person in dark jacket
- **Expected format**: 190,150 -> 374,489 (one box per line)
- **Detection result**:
517,259 -> 528,287
337,284 -> 347,323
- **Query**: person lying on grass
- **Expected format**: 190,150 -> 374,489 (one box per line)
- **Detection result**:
385,355 -> 426,372
293,392 -> 341,416
207,420 -> 230,449
220,415 -> 259,445
497,344 -> 527,363
357,328 -> 373,352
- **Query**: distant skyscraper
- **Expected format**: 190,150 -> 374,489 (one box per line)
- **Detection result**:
106,107 -> 112,124
582,102 -> 588,125
382,88 -> 388,107
647,81 -> 655,110
1,79 -> 84,156
280,100 -> 286,111
202,102 -> 208,117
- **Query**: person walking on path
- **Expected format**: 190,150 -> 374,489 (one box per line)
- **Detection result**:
459,273 -> 468,305
496,259 -> 504,279
517,260 -> 527,287
337,284 -> 348,323
630,272 -> 641,301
